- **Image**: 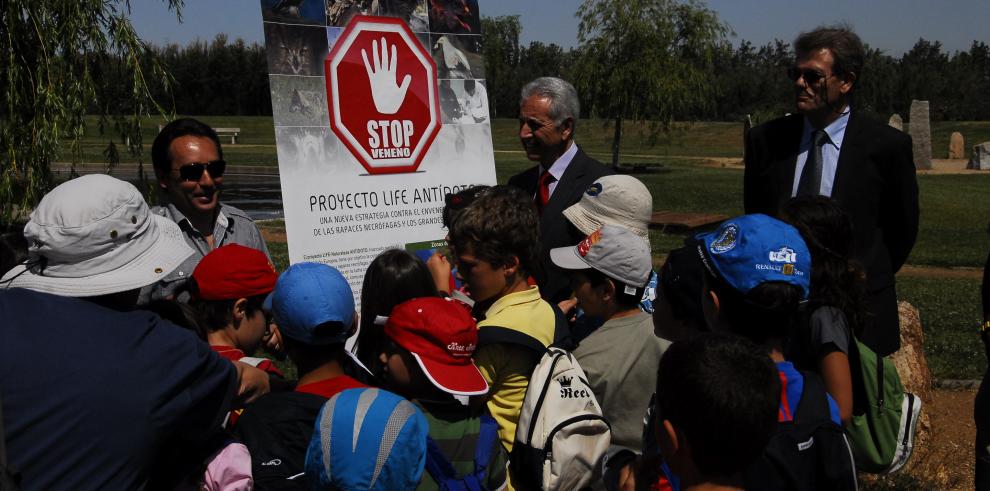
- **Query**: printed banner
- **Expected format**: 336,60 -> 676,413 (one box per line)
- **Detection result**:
260,0 -> 495,308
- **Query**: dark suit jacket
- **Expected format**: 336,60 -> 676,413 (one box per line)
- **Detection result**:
508,146 -> 615,303
743,112 -> 919,354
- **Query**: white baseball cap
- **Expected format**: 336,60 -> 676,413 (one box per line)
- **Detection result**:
563,175 -> 653,242
550,225 -> 652,288
1,175 -> 193,296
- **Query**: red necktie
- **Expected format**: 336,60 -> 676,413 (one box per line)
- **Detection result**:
536,170 -> 555,213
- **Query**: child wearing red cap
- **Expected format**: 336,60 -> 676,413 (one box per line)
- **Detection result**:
190,244 -> 284,380
380,297 -> 508,491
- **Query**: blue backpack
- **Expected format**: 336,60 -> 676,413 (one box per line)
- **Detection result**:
423,415 -> 499,491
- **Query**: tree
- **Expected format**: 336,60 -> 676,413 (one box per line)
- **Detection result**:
481,15 -> 521,118
573,0 -> 727,166
0,0 -> 179,225
898,39 -> 950,119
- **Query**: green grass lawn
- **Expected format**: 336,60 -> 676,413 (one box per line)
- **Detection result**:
897,275 -> 986,380
930,121 -> 990,160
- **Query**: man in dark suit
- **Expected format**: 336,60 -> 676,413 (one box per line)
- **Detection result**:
507,77 -> 614,303
744,26 -> 919,356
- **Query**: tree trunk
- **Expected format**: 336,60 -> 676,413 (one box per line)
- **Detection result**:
611,117 -> 622,169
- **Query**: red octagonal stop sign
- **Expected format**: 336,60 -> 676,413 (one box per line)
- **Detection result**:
326,16 -> 441,175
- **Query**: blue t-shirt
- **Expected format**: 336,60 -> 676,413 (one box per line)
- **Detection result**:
776,360 -> 841,424
0,288 -> 237,490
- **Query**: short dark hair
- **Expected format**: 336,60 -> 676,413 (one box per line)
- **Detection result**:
656,333 -> 780,477
283,330 -> 350,377
187,278 -> 267,333
152,118 -> 224,177
580,268 -> 642,310
708,274 -> 804,345
449,185 -> 540,278
442,185 -> 491,230
358,249 -> 438,375
794,25 -> 865,85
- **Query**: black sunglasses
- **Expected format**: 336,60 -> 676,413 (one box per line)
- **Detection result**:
786,66 -> 835,85
175,160 -> 226,181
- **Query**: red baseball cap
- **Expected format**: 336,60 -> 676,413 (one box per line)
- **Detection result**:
384,297 -> 489,396
192,244 -> 278,301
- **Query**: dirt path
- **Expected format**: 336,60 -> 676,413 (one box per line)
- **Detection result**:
919,389 -> 976,489
898,264 -> 983,279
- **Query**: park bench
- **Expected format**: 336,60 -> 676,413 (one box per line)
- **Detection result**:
615,162 -> 664,173
213,127 -> 241,144
649,210 -> 728,231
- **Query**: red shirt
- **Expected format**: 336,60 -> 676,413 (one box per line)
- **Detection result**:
210,345 -> 284,378
294,375 -> 367,398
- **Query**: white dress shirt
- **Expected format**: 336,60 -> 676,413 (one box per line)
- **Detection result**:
791,110 -> 850,197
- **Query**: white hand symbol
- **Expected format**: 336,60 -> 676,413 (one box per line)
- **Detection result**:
362,37 -> 412,115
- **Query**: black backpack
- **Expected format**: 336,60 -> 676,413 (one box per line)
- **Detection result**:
744,372 -> 857,491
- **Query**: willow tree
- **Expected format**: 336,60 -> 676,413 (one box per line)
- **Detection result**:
574,0 -> 727,167
1,0 -> 179,226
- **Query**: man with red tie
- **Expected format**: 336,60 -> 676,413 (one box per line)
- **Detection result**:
507,77 -> 614,303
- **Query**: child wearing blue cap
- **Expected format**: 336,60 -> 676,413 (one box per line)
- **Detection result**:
690,214 -> 857,490
234,262 -> 368,488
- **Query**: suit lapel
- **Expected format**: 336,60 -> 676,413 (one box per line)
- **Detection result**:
542,148 -> 589,221
778,116 -> 804,202
830,112 -> 863,203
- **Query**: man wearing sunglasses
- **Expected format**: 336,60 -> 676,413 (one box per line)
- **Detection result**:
507,77 -> 614,303
142,118 -> 271,304
743,26 -> 919,357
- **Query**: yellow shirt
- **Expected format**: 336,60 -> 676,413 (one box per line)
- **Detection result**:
474,286 -> 556,451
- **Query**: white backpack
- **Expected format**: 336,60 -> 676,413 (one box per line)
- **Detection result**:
510,346 -> 611,490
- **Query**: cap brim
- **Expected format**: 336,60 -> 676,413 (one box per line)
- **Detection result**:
562,204 -> 598,236
549,245 -> 592,271
411,352 -> 489,396
1,215 -> 193,297
563,203 -> 650,242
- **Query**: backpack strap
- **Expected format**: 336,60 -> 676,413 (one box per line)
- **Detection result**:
476,325 -> 548,354
472,415 -> 499,478
794,371 -> 832,423
425,435 -> 462,490
548,303 -> 575,351
424,418 -> 498,491
477,304 -> 572,353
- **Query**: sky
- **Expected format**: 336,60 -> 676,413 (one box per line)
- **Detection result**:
129,0 -> 990,57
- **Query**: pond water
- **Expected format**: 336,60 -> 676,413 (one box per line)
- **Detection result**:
217,174 -> 285,220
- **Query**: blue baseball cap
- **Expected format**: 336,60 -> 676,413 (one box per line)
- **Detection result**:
271,262 -> 355,345
694,214 -> 811,299
305,388 -> 428,490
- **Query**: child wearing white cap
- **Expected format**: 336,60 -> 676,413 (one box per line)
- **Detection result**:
561,174 -> 658,314
550,225 -> 671,452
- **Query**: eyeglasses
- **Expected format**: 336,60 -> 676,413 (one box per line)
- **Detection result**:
174,160 -> 226,181
786,67 -> 835,86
